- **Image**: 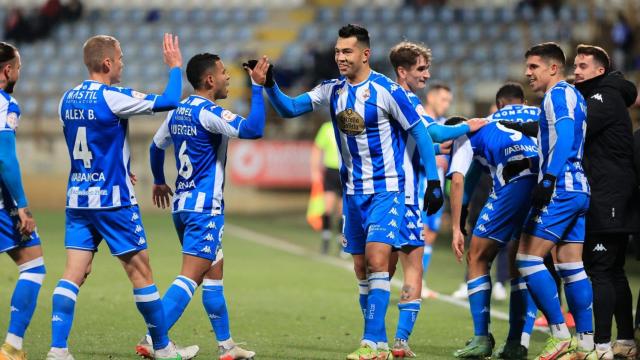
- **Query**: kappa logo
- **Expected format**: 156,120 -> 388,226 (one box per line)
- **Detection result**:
9,209 -> 18,216
477,224 -> 487,232
10,306 -> 18,312
388,219 -> 398,228
386,232 -> 395,240
591,93 -> 603,103
405,209 -> 415,217
389,208 -> 399,216
593,243 -> 607,252
481,306 -> 490,313
489,193 -> 498,200
201,246 -> 212,254
138,237 -> 146,245
131,213 -> 139,221
527,311 -> 537,318
486,203 -> 494,211
206,221 -> 216,229
409,234 -> 417,241
204,233 -> 215,241
534,215 -> 543,224
407,222 -> 416,229
146,323 -> 156,328
393,197 -> 400,204
389,84 -> 399,93
135,225 -> 143,233
208,313 -> 221,319
52,315 -> 63,322
481,213 -> 490,221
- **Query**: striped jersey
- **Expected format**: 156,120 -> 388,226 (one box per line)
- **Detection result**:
403,90 -> 435,206
152,95 -> 245,215
307,70 -> 422,195
60,80 -> 160,209
448,121 -> 539,191
0,89 -> 21,210
538,81 -> 589,193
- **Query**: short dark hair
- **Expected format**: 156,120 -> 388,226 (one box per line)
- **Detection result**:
495,82 -> 525,106
576,44 -> 611,72
525,42 -> 566,67
428,83 -> 451,93
444,116 -> 467,126
338,24 -> 370,47
389,41 -> 432,75
186,53 -> 220,90
0,42 -> 18,65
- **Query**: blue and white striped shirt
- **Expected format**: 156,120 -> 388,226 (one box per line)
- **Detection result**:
538,81 -> 589,193
403,91 -> 435,205
0,89 -> 21,210
307,71 -> 422,195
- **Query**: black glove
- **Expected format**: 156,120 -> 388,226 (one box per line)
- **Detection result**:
242,59 -> 274,88
460,205 -> 469,236
424,180 -> 444,216
531,173 -> 556,210
502,158 -> 531,183
498,120 -> 539,138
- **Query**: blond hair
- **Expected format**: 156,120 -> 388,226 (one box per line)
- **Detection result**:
83,35 -> 119,73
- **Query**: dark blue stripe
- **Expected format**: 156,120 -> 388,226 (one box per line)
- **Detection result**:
345,86 -> 363,193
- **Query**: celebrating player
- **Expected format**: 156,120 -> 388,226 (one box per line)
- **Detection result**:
47,34 -> 185,360
262,24 -> 443,359
517,42 -> 594,360
449,83 -> 540,359
142,54 -> 270,360
0,42 -> 45,360
387,41 -> 486,358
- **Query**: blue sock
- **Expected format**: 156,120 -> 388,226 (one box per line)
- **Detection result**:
508,277 -> 537,348
51,279 -> 79,348
467,275 -> 492,336
162,276 -> 197,330
516,254 -> 565,326
395,299 -> 421,341
556,262 -> 593,333
134,284 -> 169,350
363,272 -> 390,344
422,245 -> 432,279
202,279 -> 231,342
8,258 -> 45,346
358,280 -> 368,320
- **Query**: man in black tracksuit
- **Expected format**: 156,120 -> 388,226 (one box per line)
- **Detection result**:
574,44 -> 640,358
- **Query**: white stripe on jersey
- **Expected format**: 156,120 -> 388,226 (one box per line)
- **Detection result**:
373,83 -> 400,192
565,172 -> 574,191
0,96 -> 8,129
122,131 -> 137,206
88,186 -> 101,208
212,137 -> 227,215
334,84 -> 355,194
68,187 -> 79,208
354,86 -> 374,193
194,192 -> 206,212
176,192 -> 189,210
540,95 -> 557,181
112,185 -> 121,207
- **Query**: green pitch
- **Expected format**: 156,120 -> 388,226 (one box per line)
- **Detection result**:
1,210 -> 638,359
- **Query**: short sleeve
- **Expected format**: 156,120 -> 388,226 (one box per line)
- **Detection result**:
199,105 -> 243,138
447,135 -> 474,177
306,80 -> 338,108
152,113 -> 173,150
104,87 -> 158,117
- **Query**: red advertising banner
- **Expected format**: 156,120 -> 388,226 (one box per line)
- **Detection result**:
228,140 -> 313,188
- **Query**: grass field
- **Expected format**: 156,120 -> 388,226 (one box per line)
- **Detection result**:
1,210 -> 639,359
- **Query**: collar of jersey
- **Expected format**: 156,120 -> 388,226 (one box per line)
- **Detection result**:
345,69 -> 372,89
189,94 -> 213,103
545,80 -> 569,95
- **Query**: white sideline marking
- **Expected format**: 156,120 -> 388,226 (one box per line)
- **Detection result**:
226,223 -> 547,332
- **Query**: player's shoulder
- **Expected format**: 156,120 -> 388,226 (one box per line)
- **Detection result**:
203,100 -> 238,122
369,71 -> 401,92
317,77 -> 345,89
0,89 -> 11,102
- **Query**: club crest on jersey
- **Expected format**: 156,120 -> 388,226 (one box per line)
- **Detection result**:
131,91 -> 147,99
361,88 -> 370,100
221,110 -> 237,122
337,108 -> 365,136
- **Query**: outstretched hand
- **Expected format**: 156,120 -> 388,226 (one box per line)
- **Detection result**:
162,33 -> 182,69
242,56 -> 270,86
466,118 -> 488,132
152,184 -> 174,209
243,57 -> 275,87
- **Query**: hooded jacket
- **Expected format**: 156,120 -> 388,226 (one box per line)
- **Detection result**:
576,71 -> 640,234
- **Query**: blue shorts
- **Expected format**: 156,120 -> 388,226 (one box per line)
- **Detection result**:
473,177 -> 536,245
0,208 -> 41,253
342,192 -> 404,255
397,204 -> 424,248
523,191 -> 590,243
172,212 -> 224,262
65,205 -> 147,256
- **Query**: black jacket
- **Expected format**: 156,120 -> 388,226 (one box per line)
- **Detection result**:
576,71 -> 640,234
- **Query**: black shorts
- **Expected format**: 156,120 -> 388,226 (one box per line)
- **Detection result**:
323,168 -> 342,196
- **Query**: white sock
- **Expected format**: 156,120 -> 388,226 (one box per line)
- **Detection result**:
578,332 -> 594,350
49,347 -> 69,354
550,323 -> 571,340
218,338 -> 235,349
596,342 -> 611,351
361,339 -> 376,350
520,332 -> 531,348
145,334 -> 153,344
616,339 -> 635,346
154,342 -> 175,357
5,333 -> 22,350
